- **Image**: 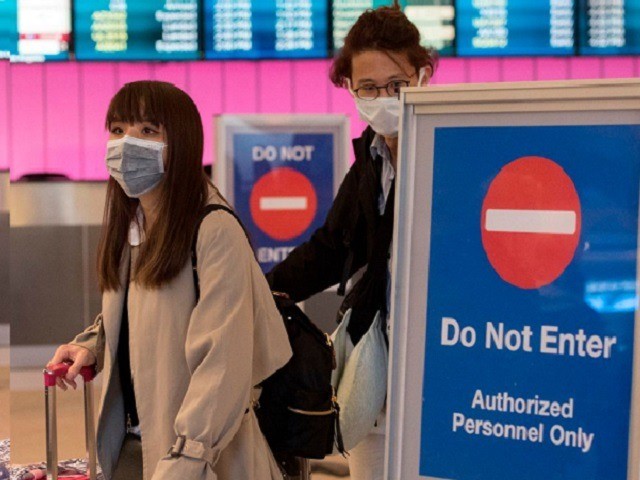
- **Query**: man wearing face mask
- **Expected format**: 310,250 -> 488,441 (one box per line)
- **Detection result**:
267,6 -> 437,479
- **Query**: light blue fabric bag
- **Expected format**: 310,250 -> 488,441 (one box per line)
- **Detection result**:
330,309 -> 388,451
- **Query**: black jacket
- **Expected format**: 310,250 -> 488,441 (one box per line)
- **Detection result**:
267,127 -> 389,304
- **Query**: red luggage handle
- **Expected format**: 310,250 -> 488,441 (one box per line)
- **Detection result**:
44,363 -> 96,387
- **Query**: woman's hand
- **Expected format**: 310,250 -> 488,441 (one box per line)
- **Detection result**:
46,345 -> 97,391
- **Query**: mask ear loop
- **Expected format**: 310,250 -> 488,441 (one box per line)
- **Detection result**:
345,78 -> 357,98
417,67 -> 427,87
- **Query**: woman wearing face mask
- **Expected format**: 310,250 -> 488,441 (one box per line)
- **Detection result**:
47,81 -> 291,480
267,6 -> 437,479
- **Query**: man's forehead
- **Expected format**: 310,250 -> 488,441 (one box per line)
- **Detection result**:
352,51 -> 413,80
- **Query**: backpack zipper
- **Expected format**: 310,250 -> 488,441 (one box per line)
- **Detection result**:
287,386 -> 340,416
287,406 -> 335,416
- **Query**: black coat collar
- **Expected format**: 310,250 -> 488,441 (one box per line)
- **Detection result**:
352,127 -> 385,233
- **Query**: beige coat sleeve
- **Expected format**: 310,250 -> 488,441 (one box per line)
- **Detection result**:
151,212 -> 260,480
69,313 -> 106,373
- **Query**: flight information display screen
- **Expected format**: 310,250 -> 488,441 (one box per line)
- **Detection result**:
578,0 -> 640,54
332,0 -> 455,56
1,0 -> 72,61
204,0 -> 329,60
74,0 -> 200,60
456,0 -> 576,56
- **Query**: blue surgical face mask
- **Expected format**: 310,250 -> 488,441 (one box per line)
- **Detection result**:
105,136 -> 165,198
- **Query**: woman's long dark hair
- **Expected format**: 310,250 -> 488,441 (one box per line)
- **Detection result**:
98,81 -> 210,291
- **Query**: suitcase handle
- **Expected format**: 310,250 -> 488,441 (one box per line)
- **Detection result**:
43,362 -> 98,480
44,363 -> 96,387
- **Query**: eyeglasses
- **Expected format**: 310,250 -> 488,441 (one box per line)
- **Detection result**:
352,80 -> 411,100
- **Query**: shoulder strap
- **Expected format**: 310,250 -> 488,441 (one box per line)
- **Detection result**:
191,204 -> 250,302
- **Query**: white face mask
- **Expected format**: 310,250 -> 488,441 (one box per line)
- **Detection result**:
348,67 -> 427,138
354,96 -> 401,138
105,135 -> 165,198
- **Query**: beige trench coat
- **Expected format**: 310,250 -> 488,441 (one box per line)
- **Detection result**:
70,196 -> 292,480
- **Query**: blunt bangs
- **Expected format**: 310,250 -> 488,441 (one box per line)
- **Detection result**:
105,81 -> 168,129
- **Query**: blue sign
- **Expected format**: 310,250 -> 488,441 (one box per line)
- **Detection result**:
332,0 -> 455,56
232,133 -> 335,273
456,0 -> 576,56
420,125 -> 640,479
578,0 -> 640,55
0,0 -> 16,59
74,0 -> 200,61
204,0 -> 329,60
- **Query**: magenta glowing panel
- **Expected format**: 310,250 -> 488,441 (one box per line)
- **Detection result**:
2,57 -> 639,180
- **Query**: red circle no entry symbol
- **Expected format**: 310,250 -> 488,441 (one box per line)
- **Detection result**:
250,167 -> 318,241
481,156 -> 581,290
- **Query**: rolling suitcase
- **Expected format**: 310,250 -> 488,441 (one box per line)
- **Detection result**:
42,363 -> 310,480
43,363 -> 98,480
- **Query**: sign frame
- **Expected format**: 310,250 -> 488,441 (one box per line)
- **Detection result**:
214,114 -> 350,273
214,114 -> 350,204
0,170 -> 8,214
386,79 -> 640,480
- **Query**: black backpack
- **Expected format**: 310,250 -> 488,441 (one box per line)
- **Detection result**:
191,204 -> 345,460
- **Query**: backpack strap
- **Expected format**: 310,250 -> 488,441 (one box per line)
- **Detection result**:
191,204 -> 250,303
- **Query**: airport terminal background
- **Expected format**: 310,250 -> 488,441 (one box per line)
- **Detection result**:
1,56 -> 639,179
1,0 -> 640,478
1,0 -> 640,178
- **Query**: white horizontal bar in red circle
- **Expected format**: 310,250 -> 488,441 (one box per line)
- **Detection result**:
485,209 -> 577,234
260,196 -> 308,211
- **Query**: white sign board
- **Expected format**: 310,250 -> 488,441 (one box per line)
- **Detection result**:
387,79 -> 640,480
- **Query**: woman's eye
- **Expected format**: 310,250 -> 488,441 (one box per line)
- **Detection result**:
110,127 -> 123,134
142,127 -> 158,135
